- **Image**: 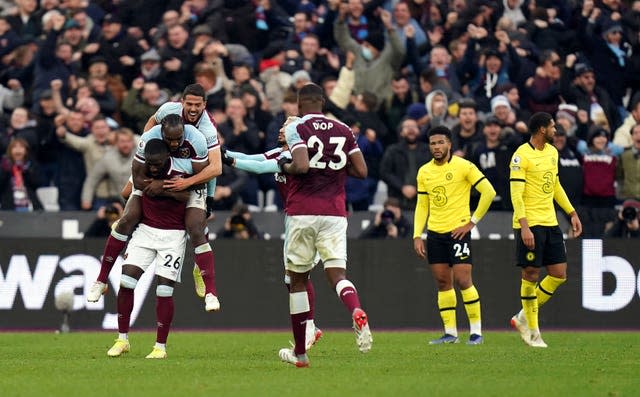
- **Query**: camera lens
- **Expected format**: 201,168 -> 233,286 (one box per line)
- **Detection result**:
622,207 -> 637,222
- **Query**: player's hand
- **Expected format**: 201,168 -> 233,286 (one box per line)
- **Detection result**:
221,147 -> 235,166
521,227 -> 535,250
206,196 -> 215,219
451,221 -> 474,240
163,176 -> 190,192
144,179 -> 165,197
570,212 -> 583,237
413,237 -> 426,259
277,156 -> 292,172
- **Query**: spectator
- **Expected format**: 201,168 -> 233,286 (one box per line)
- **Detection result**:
334,6 -> 404,108
53,110 -> 87,210
121,79 -> 168,133
217,203 -> 261,239
450,99 -> 483,158
137,48 -> 163,83
88,76 -> 117,118
380,117 -> 431,210
0,107 -> 38,155
359,197 -> 412,239
0,15 -> 22,59
33,89 -> 59,186
526,50 -> 562,115
0,137 -> 42,211
491,94 -> 527,137
617,123 -> 640,201
579,128 -> 620,237
423,89 -> 454,131
553,123 -> 584,229
56,114 -> 112,210
193,60 -> 228,114
80,128 -> 135,210
604,200 -> 640,238
6,0 -> 41,43
614,95 -> 640,149
84,201 -> 123,238
381,74 -> 418,145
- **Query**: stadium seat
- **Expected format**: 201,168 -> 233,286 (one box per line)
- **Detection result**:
36,187 -> 60,212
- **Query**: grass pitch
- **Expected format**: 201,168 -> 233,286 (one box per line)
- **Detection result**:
0,331 -> 638,397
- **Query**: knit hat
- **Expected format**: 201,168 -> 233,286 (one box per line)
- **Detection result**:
406,103 -> 427,120
490,95 -> 511,112
602,19 -> 623,38
365,31 -> 385,52
556,103 -> 578,124
291,70 -> 311,85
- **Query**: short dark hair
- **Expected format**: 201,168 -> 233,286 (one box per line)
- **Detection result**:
298,83 -> 324,105
144,138 -> 170,158
182,83 -> 206,100
428,125 -> 452,140
160,113 -> 184,133
528,112 -> 553,135
458,98 -> 477,112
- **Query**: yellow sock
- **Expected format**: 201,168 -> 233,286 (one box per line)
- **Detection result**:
536,275 -> 566,307
438,289 -> 457,336
521,279 -> 538,330
461,285 -> 481,335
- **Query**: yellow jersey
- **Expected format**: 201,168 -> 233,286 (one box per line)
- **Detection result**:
509,142 -> 575,228
415,155 -> 489,234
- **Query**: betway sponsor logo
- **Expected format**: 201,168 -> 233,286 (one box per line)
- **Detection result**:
0,254 -> 154,329
582,239 -> 640,312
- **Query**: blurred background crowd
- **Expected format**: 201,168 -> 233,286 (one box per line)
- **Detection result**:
0,0 -> 639,239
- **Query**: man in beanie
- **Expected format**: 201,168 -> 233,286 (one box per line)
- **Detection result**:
334,4 -> 404,108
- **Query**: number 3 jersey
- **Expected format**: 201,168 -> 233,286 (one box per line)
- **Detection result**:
416,155 -> 486,234
509,142 -> 574,229
285,113 -> 360,217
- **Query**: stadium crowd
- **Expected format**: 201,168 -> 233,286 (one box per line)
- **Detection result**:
0,0 -> 640,239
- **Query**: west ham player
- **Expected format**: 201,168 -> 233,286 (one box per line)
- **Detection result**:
223,117 -> 322,350
88,114 -> 221,312
278,84 -> 373,368
145,84 -> 222,301
106,139 -> 194,359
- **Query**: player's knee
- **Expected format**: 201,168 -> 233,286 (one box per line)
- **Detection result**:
120,274 -> 138,289
156,285 -> 174,297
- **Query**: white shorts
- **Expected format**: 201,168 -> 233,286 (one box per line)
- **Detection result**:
282,215 -> 320,270
187,188 -> 206,210
284,215 -> 347,273
123,223 -> 187,282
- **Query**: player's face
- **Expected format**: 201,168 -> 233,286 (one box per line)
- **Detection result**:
182,94 -> 205,124
146,154 -> 168,178
429,134 -> 451,161
162,125 -> 185,152
543,120 -> 557,143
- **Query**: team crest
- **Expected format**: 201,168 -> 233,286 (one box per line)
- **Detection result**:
445,172 -> 453,181
178,148 -> 190,158
526,252 -> 535,261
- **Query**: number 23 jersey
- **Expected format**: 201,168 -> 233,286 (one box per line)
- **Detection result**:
285,113 -> 360,217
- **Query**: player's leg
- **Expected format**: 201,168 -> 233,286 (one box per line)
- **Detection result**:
426,232 -> 458,344
279,216 -> 313,366
185,192 -> 219,311
453,263 -> 482,345
429,263 -> 459,344
146,277 -> 175,359
89,194 -> 142,302
537,226 -> 568,308
284,270 -> 321,350
107,264 -> 144,357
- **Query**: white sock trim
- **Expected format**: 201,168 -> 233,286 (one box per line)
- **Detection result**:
156,285 -> 174,297
118,333 -> 128,340
120,275 -> 138,289
335,279 -> 355,296
154,342 -> 166,350
111,229 -> 129,242
289,291 -> 310,314
194,243 -> 212,254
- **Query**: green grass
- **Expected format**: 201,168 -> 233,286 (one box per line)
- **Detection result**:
0,331 -> 638,397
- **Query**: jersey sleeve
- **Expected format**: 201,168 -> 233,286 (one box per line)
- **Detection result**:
235,158 -> 281,174
413,166 -> 430,238
285,118 -> 305,151
509,149 -> 529,223
199,112 -> 220,150
467,161 -> 495,224
186,125 -> 208,162
345,126 -> 360,155
134,129 -> 159,163
154,102 -> 181,123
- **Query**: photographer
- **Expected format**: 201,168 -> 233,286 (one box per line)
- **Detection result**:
359,198 -> 411,239
605,200 -> 640,238
84,201 -> 124,238
217,204 -> 261,240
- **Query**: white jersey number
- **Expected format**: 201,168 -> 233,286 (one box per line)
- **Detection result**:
307,136 -> 347,170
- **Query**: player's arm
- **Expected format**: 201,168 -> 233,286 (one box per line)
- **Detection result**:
226,149 -> 267,161
143,113 -> 159,132
132,159 -> 152,191
234,157 -> 281,174
413,169 -> 429,259
554,177 -> 583,237
169,147 -> 222,189
509,151 -> 534,249
282,145 -> 309,174
452,176 -> 496,240
347,150 -> 367,179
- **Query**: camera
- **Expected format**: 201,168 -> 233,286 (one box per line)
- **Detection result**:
380,210 -> 395,226
622,206 -> 638,222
